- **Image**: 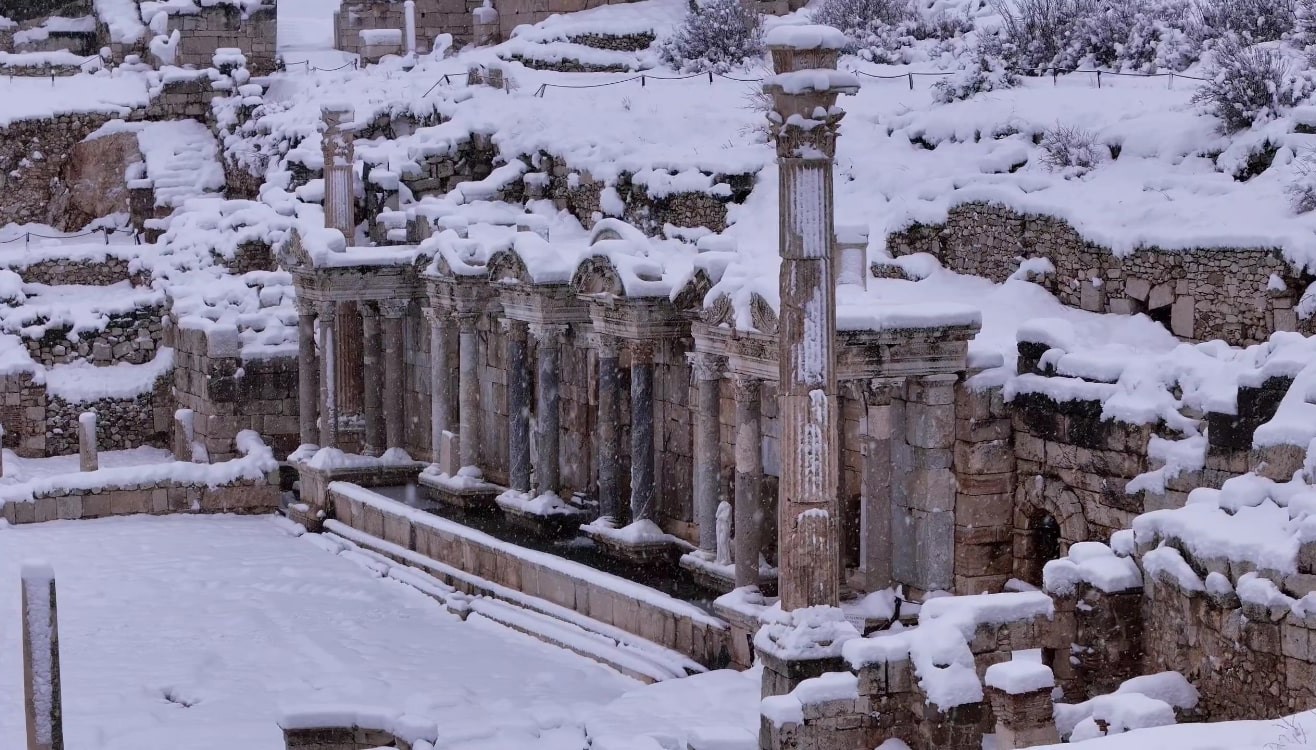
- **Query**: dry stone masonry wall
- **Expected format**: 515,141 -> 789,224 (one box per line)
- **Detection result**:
27,306 -> 163,366
45,376 -> 172,455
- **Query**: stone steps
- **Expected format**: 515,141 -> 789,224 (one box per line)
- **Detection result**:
318,521 -> 703,684
499,39 -> 655,73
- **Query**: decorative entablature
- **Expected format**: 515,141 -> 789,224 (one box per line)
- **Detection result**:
693,290 -> 981,382
279,227 -> 426,305
487,248 -> 588,327
571,253 -> 688,342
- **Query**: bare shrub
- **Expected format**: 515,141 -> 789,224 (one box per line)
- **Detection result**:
932,32 -> 1021,101
811,0 -> 917,62
1190,0 -> 1295,44
990,0 -> 1090,73
1039,124 -> 1102,172
1288,150 -> 1316,213
659,0 -> 764,73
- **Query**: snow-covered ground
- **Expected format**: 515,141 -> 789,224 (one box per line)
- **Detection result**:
0,514 -> 758,750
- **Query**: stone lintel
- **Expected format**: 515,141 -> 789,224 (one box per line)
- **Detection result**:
497,286 -> 589,325
587,298 -> 687,341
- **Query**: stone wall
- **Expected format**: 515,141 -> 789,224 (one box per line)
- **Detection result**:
0,113 -> 114,227
27,306 -> 163,366
1,476 -> 278,524
887,202 -> 1311,346
45,375 -> 172,455
953,381 -> 1016,594
0,372 -> 47,457
2,255 -> 147,286
3,0 -> 90,22
168,321 -> 300,461
164,5 -> 277,74
334,0 -> 471,56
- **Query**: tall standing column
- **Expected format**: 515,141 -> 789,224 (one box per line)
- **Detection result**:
316,301 -> 339,448
361,303 -> 384,456
380,300 -> 408,454
596,334 -> 621,522
456,311 -> 481,474
21,562 -> 62,750
320,104 -> 356,242
426,308 -> 451,463
689,352 -> 724,554
531,325 -> 564,496
506,319 -> 532,492
733,375 -> 765,589
859,378 -> 903,591
765,34 -> 858,611
297,301 -> 320,447
629,341 -> 656,524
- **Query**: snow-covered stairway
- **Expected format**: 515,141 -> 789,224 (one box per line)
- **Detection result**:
308,519 -> 705,684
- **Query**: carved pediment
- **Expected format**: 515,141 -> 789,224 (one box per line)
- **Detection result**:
672,268 -> 713,312
702,293 -> 734,326
749,293 -> 778,335
571,254 -> 625,297
487,249 -> 532,285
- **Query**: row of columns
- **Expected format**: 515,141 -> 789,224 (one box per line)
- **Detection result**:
296,299 -> 410,455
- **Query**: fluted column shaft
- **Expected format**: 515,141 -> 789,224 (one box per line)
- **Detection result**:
297,304 -> 320,446
690,352 -> 723,554
506,320 -> 532,492
361,303 -> 384,456
457,312 -> 481,473
734,375 -> 765,588
596,335 -> 621,521
532,324 -> 564,496
316,301 -> 339,448
427,309 -> 451,462
629,342 -> 656,524
380,300 -> 408,452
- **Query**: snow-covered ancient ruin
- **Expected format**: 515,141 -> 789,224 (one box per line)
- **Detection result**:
6,0 -> 1316,747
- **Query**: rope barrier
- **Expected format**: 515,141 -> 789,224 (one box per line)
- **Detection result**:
0,227 -> 137,247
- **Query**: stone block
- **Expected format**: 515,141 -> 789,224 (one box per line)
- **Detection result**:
906,468 -> 956,512
111,489 -> 149,516
954,439 -> 1013,474
906,402 -> 955,450
1171,295 -> 1195,339
34,496 -> 58,523
83,493 -> 111,518
56,495 -> 83,520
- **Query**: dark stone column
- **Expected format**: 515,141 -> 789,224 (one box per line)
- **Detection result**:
532,324 -> 564,496
506,319 -> 531,492
380,300 -> 408,453
457,311 -> 481,473
296,301 -> 319,447
360,302 -> 384,456
733,374 -> 764,588
629,341 -> 656,523
425,308 -> 450,463
596,334 -> 621,521
316,301 -> 338,448
690,352 -> 724,554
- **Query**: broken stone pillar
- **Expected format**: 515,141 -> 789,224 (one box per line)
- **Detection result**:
173,408 -> 193,461
596,334 -> 622,522
690,352 -> 724,554
472,0 -> 499,46
456,310 -> 481,474
858,378 -> 903,591
320,104 -> 356,240
984,662 -> 1061,749
316,301 -> 339,448
21,561 -> 63,750
763,26 -> 858,611
403,0 -> 417,57
426,309 -> 451,464
78,411 -> 97,472
506,319 -> 532,492
361,302 -> 384,456
901,373 -> 958,594
0,421 -> 5,477
296,301 -> 320,447
834,224 -> 869,289
379,300 -> 408,454
532,324 -> 564,496
630,341 -> 657,523
733,374 -> 765,588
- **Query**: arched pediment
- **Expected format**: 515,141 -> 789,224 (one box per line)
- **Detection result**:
749,293 -> 779,335
702,293 -> 734,326
487,249 -> 532,285
672,268 -> 713,312
571,254 -> 625,297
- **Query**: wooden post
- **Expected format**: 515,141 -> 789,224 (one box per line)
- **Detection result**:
22,561 -> 63,750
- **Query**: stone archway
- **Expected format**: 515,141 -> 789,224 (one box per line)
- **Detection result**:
1013,480 -> 1090,586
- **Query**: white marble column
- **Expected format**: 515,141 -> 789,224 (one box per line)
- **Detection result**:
532,324 -> 564,497
320,104 -> 355,240
506,319 -> 531,492
380,300 -> 408,454
296,301 -> 320,447
629,341 -> 656,524
733,374 -> 765,588
316,301 -> 339,448
361,302 -> 384,456
21,561 -> 63,750
456,311 -> 481,474
596,334 -> 621,521
689,352 -> 724,555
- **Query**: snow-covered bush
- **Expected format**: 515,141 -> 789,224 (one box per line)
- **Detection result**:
659,0 -> 764,72
1040,124 -> 1102,172
908,9 -> 973,40
1052,0 -> 1195,72
1190,0 -> 1295,45
1193,38 -> 1313,131
811,0 -> 916,62
991,0 -> 1089,73
932,33 -> 1020,101
1288,151 -> 1316,212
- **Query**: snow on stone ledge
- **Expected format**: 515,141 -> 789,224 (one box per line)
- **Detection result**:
1043,541 -> 1142,596
46,348 -> 175,402
763,24 -> 848,50
763,70 -> 860,96
984,660 -> 1054,695
917,590 -> 1055,638
753,605 -> 860,661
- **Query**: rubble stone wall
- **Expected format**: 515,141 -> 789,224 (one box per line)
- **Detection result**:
27,306 -> 163,366
0,372 -> 48,457
887,202 -> 1310,346
0,113 -> 115,227
4,256 -> 146,286
45,375 -> 172,455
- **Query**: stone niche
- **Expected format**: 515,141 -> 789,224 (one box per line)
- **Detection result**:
888,201 -> 1307,346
